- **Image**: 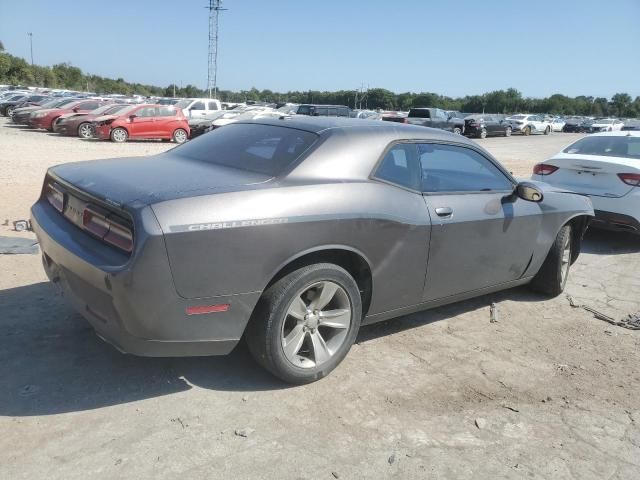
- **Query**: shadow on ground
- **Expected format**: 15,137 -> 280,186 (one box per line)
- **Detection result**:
581,228 -> 639,255
0,281 -> 542,417
0,229 -> 632,416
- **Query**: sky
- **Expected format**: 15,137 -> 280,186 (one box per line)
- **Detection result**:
1,0 -> 639,98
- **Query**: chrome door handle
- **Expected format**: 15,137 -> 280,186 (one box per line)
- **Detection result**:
435,207 -> 453,217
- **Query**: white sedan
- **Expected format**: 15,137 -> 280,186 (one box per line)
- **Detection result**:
586,118 -> 624,133
532,131 -> 640,234
506,114 -> 552,135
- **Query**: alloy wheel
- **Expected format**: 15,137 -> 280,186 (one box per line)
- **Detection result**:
281,281 -> 352,369
78,123 -> 93,139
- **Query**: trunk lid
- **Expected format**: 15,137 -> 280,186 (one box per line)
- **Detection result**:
50,153 -> 273,207
544,154 -> 639,198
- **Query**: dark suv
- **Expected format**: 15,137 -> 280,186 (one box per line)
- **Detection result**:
464,115 -> 512,138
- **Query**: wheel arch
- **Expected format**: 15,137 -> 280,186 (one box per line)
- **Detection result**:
566,214 -> 591,264
262,245 -> 374,316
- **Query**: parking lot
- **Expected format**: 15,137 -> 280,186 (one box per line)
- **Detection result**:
1,118 -> 639,479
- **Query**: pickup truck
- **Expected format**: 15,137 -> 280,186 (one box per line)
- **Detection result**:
405,107 -> 465,134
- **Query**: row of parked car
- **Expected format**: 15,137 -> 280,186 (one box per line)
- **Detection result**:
2,87 -> 639,143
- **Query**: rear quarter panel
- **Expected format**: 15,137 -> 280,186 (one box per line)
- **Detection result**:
151,182 -> 431,315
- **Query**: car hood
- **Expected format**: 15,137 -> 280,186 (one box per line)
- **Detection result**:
58,112 -> 87,120
49,153 -> 273,207
92,114 -> 120,122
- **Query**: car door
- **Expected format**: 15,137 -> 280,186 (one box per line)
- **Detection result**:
418,142 -> 543,301
433,108 -> 448,130
484,116 -> 498,135
189,101 -> 207,118
129,106 -> 156,137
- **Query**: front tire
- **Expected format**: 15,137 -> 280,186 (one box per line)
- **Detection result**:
523,126 -> 531,136
453,127 -> 462,135
479,128 -> 487,139
6,106 -> 14,116
544,126 -> 551,135
110,127 -> 128,143
246,263 -> 362,384
77,122 -> 93,139
530,224 -> 572,297
505,126 -> 512,137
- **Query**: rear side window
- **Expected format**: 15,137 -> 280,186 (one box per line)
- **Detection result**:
375,144 -> 421,191
79,102 -> 101,110
158,107 -> 177,116
207,101 -> 219,110
564,136 -> 640,159
172,124 -> 318,176
409,109 -> 430,119
419,144 -> 513,193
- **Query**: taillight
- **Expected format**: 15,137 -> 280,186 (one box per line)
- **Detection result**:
618,173 -> 640,186
533,164 -> 559,176
46,183 -> 64,212
82,206 -> 134,253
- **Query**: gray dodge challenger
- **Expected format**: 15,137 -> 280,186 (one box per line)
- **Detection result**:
31,117 -> 594,383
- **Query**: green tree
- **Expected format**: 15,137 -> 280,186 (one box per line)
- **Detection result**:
611,93 -> 632,117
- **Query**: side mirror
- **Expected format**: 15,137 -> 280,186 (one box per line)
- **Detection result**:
129,114 -> 137,120
515,182 -> 544,202
72,108 -> 79,113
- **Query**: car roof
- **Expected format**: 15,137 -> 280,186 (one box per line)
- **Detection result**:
235,116 -> 473,141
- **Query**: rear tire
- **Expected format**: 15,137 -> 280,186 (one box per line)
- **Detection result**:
453,127 -> 462,135
523,126 -> 531,136
479,128 -> 487,139
505,126 -> 512,137
172,128 -> 188,144
110,127 -> 128,143
530,224 -> 572,297
6,106 -> 15,116
246,263 -> 362,384
544,126 -> 551,135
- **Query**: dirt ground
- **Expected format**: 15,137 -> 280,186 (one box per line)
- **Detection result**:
1,118 -> 639,480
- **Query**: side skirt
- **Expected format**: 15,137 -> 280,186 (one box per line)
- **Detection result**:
362,277 -> 534,325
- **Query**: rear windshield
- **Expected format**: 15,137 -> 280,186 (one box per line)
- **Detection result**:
172,123 -> 318,176
408,109 -> 430,118
564,136 -> 640,159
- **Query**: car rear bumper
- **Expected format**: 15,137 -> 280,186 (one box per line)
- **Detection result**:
591,210 -> 640,234
31,199 -> 260,356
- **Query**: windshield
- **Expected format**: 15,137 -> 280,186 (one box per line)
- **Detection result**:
509,115 -> 526,120
594,118 -> 613,124
174,99 -> 192,109
172,123 -> 318,176
563,135 -> 640,159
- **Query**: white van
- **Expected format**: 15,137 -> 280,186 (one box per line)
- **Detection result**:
174,98 -> 222,118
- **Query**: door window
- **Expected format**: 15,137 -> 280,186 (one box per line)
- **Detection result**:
191,101 -> 205,110
158,107 -> 177,117
419,143 -> 513,193
374,144 -> 421,191
207,101 -> 219,111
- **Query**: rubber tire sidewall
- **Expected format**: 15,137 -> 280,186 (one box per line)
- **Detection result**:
111,127 -> 128,143
246,263 -> 362,384
530,224 -> 572,297
505,127 -> 512,137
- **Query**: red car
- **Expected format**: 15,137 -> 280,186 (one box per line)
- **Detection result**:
29,99 -> 106,131
93,104 -> 190,143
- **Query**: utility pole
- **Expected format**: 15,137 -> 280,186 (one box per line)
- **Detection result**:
27,32 -> 34,66
207,0 -> 227,99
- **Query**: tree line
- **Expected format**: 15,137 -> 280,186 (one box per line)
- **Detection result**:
1,46 -> 638,117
